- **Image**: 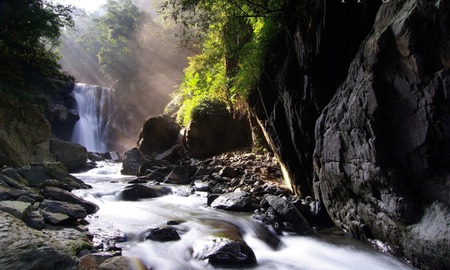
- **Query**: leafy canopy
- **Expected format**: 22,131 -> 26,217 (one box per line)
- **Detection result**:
80,0 -> 144,82
0,0 -> 74,94
160,0 -> 285,126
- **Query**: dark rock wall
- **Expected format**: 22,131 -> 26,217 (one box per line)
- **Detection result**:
314,1 -> 449,268
248,0 -> 380,195
249,0 -> 450,269
0,92 -> 54,167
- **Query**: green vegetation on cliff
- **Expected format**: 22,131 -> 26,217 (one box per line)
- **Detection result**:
0,0 -> 74,100
161,0 -> 285,126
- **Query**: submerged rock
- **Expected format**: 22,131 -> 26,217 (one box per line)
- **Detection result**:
144,227 -> 180,242
118,184 -> 172,201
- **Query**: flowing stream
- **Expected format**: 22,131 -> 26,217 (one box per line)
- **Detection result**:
71,83 -> 114,152
73,163 -> 414,270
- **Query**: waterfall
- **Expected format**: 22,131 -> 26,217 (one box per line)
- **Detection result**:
71,83 -> 114,152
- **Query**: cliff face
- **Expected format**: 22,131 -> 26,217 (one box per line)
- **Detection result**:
0,92 -> 54,167
249,0 -> 450,269
248,0 -> 381,195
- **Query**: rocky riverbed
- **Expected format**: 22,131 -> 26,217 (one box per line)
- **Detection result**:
0,150 -> 414,269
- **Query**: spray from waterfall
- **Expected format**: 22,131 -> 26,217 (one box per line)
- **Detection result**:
71,83 -> 114,152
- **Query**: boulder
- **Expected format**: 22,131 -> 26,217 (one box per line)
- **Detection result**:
192,220 -> 256,267
118,185 -> 172,201
98,256 -> 132,270
264,195 -> 311,235
210,191 -> 257,212
121,148 -> 146,175
144,227 -> 180,242
164,166 -> 193,184
137,159 -> 171,176
219,166 -> 239,178
49,139 -> 87,172
185,100 -> 251,158
39,199 -> 88,220
154,144 -> 185,163
18,163 -> 90,190
41,186 -> 99,214
0,211 -> 78,269
0,200 -> 32,220
26,210 -> 45,229
137,115 -> 181,155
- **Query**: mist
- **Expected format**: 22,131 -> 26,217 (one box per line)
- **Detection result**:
58,0 -> 191,151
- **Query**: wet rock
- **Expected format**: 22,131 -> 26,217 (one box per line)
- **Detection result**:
192,220 -> 256,267
41,186 -> 99,214
26,210 -> 45,229
0,172 -> 38,194
264,195 -> 311,235
164,166 -> 193,184
118,185 -> 172,201
49,139 -> 88,172
211,191 -> 257,212
138,167 -> 174,183
79,254 -> 146,270
0,200 -> 32,220
41,211 -> 72,225
194,238 -> 256,267
121,148 -> 145,176
144,227 -> 180,242
252,207 -> 285,235
194,180 -> 211,192
219,167 -> 239,178
18,163 -> 90,189
137,159 -> 171,176
127,178 -> 148,184
39,199 -> 88,220
0,185 -> 27,201
155,144 -> 185,163
98,256 -> 132,270
137,114 -> 181,155
0,211 -> 78,269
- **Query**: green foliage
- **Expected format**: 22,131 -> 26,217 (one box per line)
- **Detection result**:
162,0 -> 285,126
0,0 -> 74,96
80,0 -> 144,81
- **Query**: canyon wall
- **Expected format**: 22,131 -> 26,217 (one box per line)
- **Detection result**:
249,0 -> 450,269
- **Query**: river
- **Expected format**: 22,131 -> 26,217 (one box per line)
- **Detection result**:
73,162 -> 414,270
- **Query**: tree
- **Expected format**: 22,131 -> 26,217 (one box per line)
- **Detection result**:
160,0 -> 285,125
80,0 -> 144,82
0,0 -> 74,93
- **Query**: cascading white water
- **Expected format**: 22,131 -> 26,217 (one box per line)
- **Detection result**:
73,163 -> 414,270
71,83 -> 114,152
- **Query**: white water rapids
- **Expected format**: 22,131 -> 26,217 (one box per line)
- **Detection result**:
73,163 -> 413,270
